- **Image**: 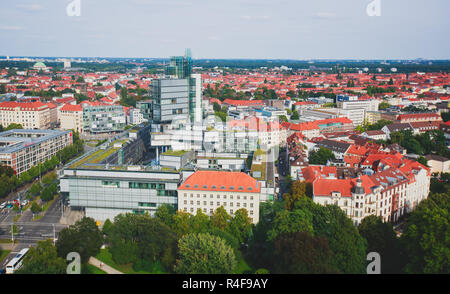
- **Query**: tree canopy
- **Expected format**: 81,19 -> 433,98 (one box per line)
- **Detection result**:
174,233 -> 237,274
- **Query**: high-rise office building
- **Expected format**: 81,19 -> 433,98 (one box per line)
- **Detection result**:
150,49 -> 202,124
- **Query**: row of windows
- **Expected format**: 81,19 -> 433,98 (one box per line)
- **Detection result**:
182,193 -> 254,201
183,200 -> 254,208
129,182 -> 165,190
99,181 -> 177,197
183,207 -> 254,216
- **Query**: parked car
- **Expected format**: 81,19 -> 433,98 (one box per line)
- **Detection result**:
0,202 -> 6,209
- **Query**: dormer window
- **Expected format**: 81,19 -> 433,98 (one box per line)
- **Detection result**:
194,184 -> 199,188
203,185 -> 208,189
185,184 -> 191,188
229,186 -> 234,190
220,185 -> 226,189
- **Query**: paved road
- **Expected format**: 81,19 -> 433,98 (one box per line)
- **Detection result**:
39,195 -> 64,224
0,194 -> 68,271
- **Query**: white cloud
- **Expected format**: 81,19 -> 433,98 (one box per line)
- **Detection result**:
0,26 -> 24,31
16,4 -> 42,12
208,36 -> 220,41
240,15 -> 271,21
314,12 -> 337,19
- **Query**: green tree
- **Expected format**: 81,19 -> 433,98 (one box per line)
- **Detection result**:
102,219 -> 114,236
189,209 -> 211,234
359,215 -> 403,273
267,208 -> 314,241
400,192 -> 450,274
174,233 -> 237,274
228,208 -> 252,244
213,102 -> 221,112
308,147 -> 335,165
154,204 -> 176,228
282,181 -> 309,210
272,232 -> 338,274
291,110 -> 299,120
42,172 -> 57,185
171,210 -> 192,236
19,171 -> 32,185
298,197 -> 367,273
211,206 -> 232,231
30,182 -> 42,196
4,123 -> 23,131
378,102 -> 391,110
30,201 -> 41,214
16,239 -> 66,274
278,115 -> 288,123
56,217 -> 104,264
108,213 -> 177,271
417,156 -> 428,167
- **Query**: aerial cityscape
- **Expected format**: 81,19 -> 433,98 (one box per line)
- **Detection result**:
0,0 -> 449,280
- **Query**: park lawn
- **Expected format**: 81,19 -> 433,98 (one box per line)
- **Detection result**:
0,250 -> 11,263
95,248 -> 153,274
233,253 -> 253,274
84,264 -> 107,274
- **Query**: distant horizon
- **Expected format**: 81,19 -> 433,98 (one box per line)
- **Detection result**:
1,0 -> 449,60
2,55 -> 450,62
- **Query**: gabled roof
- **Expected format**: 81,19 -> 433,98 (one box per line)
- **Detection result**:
313,175 -> 375,197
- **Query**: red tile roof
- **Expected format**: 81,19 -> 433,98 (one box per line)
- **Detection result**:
60,104 -> 82,112
313,175 -> 375,197
178,170 -> 261,193
0,101 -> 49,111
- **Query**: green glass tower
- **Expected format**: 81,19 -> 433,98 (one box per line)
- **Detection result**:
150,49 -> 202,124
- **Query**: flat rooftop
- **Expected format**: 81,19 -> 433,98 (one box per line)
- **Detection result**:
69,137 -> 131,169
0,129 -> 71,154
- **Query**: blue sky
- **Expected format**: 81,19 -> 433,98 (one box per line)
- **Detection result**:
0,0 -> 449,59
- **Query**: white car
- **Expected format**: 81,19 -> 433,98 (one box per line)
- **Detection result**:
21,200 -> 28,206
0,202 -> 6,209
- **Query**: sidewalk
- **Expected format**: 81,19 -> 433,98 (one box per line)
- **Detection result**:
88,256 -> 123,274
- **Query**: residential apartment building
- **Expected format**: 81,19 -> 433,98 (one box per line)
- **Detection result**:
337,99 -> 380,112
82,102 -> 126,134
311,154 -> 430,225
0,101 -> 57,129
178,170 -> 261,223
59,104 -> 83,133
425,154 -> 450,173
128,107 -> 148,125
361,130 -> 388,141
0,129 -> 72,176
396,113 -> 442,123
